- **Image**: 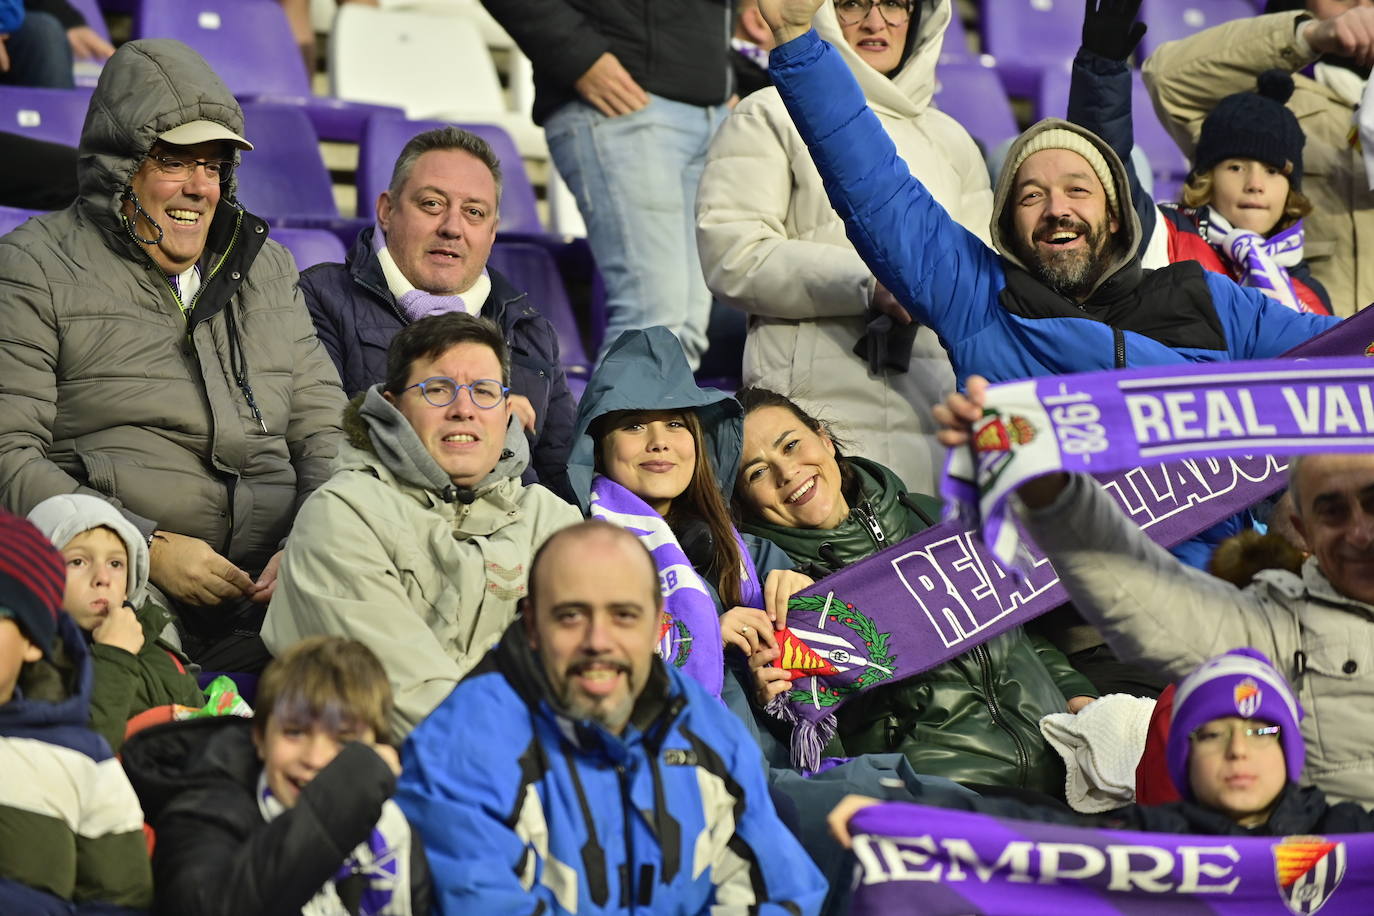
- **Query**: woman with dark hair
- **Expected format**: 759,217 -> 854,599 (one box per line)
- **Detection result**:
733,386 -> 1098,799
567,328 -> 812,702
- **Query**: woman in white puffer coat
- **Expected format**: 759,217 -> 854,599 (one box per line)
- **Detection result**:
696,0 -> 992,494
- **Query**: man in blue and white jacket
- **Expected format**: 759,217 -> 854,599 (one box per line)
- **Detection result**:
397,519 -> 826,915
753,0 -> 1339,386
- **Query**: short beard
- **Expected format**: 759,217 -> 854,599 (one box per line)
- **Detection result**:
1018,216 -> 1119,301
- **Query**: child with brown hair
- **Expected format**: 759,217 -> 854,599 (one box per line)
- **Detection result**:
122,636 -> 431,916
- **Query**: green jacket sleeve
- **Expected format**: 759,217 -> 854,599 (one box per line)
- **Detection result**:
1027,631 -> 1098,702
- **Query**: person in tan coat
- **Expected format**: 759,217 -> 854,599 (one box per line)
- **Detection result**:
1143,2 -> 1374,316
696,0 -> 993,495
262,313 -> 581,736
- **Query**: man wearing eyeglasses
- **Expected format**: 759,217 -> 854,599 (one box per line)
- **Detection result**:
264,312 -> 581,735
0,39 -> 346,673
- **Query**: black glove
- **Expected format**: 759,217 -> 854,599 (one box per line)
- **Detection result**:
1080,0 -> 1147,62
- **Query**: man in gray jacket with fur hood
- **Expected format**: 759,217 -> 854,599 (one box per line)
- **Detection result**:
0,40 -> 346,671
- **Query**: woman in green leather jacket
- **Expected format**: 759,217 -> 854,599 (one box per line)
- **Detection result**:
732,387 -> 1097,799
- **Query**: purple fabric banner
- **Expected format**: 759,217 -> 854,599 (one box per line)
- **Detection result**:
847,802 -> 1372,915
944,356 -> 1374,574
771,310 -> 1374,769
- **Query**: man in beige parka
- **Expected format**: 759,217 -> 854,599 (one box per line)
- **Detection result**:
1143,1 -> 1374,316
696,0 -> 993,495
262,313 -> 581,736
0,39 -> 346,671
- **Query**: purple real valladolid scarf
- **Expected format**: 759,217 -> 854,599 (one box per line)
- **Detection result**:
771,309 -> 1374,771
846,801 -> 1371,915
589,475 -> 726,700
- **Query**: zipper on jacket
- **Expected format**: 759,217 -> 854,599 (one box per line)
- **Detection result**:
616,763 -> 638,913
975,643 -> 1029,787
1113,328 -> 1126,368
851,501 -> 887,552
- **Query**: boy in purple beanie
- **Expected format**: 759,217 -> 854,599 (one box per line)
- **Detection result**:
831,648 -> 1374,842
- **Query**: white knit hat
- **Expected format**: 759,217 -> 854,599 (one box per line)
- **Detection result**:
1007,128 -> 1119,218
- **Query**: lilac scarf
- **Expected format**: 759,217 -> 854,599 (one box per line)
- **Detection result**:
1199,206 -> 1309,313
847,801 -> 1370,915
371,222 -> 489,323
589,475 -> 725,699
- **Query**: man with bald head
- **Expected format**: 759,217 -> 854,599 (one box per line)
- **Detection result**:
750,0 -> 1338,387
397,519 -> 826,915
940,380 -> 1374,808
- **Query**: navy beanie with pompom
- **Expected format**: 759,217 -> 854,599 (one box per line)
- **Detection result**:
1192,70 -> 1305,189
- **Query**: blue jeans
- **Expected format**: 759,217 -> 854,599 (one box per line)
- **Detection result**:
545,94 -> 728,369
0,11 -> 74,89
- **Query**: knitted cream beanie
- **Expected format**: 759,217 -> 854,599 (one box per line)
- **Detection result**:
1008,128 -> 1119,218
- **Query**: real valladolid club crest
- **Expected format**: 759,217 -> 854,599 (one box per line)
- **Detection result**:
656,614 -> 692,669
1274,835 -> 1347,915
973,407 -> 1038,495
1234,677 -> 1262,718
778,594 -> 895,708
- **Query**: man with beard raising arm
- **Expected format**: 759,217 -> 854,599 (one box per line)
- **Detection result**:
753,0 -> 1339,385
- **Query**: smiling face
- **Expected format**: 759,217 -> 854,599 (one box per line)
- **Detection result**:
377,148 -> 499,296
123,140 -> 228,275
738,405 -> 849,530
527,528 -> 661,735
1207,158 -> 1290,235
1187,716 -> 1288,827
60,527 -> 129,633
1010,148 -> 1120,301
1291,455 -> 1374,604
384,340 -> 512,487
254,717 -> 375,808
835,0 -> 910,75
598,411 -> 697,516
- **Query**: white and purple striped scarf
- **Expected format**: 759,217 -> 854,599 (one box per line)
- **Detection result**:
589,474 -> 726,700
1201,206 -> 1308,312
257,771 -> 414,916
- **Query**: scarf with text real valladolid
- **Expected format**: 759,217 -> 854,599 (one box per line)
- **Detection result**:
768,309 -> 1374,771
257,772 -> 415,916
589,474 -> 729,700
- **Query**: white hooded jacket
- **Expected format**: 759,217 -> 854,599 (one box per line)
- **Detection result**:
695,0 -> 992,493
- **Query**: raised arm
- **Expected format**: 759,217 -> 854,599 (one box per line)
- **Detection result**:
1069,0 -> 1155,249
758,1 -> 1004,348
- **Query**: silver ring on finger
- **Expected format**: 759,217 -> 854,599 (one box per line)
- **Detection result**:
740,625 -> 753,636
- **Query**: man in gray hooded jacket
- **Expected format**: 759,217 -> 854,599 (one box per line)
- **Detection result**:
263,312 -> 581,737
0,40 -> 346,670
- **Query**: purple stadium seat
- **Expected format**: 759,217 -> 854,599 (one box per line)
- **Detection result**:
1138,0 -> 1256,59
933,62 -> 1019,156
233,101 -> 367,245
488,239 -> 591,381
941,8 -> 974,63
131,0 -> 402,143
978,0 -> 1082,99
0,87 -> 93,146
356,114 -> 543,235
1037,67 -> 1191,203
66,0 -> 110,41
269,226 -> 348,272
0,205 -> 43,237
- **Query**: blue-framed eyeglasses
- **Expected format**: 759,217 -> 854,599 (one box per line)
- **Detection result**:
403,377 -> 509,409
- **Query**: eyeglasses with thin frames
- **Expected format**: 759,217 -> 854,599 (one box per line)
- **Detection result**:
147,153 -> 234,182
833,0 -> 913,28
403,377 -> 509,409
1189,721 -> 1282,753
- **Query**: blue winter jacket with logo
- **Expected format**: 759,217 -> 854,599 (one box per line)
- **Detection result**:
397,623 -> 827,915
